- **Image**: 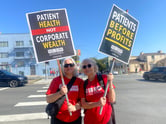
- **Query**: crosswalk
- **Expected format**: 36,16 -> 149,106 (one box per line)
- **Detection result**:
0,85 -> 49,122
0,87 -> 9,91
0,83 -> 85,123
0,112 -> 47,122
14,101 -> 47,107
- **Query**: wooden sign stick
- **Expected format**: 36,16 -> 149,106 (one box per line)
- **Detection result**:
57,59 -> 72,116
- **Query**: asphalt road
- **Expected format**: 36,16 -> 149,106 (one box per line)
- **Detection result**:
0,79 -> 50,124
0,74 -> 166,124
114,73 -> 166,124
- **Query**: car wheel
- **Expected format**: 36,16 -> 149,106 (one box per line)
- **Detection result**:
9,80 -> 18,88
144,75 -> 149,80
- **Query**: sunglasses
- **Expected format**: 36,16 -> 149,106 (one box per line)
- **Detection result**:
82,64 -> 92,69
64,63 -> 75,68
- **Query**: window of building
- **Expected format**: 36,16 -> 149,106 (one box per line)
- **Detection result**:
0,52 -> 8,58
16,52 -> 24,57
16,41 -> 24,46
1,62 -> 8,65
17,61 -> 25,67
19,71 -> 24,76
151,55 -> 155,60
0,62 -> 9,70
43,69 -> 46,74
0,41 -> 8,47
143,56 -> 147,61
29,40 -> 32,46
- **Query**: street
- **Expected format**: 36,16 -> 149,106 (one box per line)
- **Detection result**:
0,74 -> 166,124
114,74 -> 166,124
0,79 -> 50,124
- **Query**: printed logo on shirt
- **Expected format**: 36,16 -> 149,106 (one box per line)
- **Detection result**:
86,86 -> 102,96
70,86 -> 79,92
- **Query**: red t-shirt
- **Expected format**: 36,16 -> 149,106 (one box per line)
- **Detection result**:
46,76 -> 83,122
80,74 -> 115,124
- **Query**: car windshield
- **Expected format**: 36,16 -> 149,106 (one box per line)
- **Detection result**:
150,68 -> 159,72
151,67 -> 166,72
0,70 -> 15,75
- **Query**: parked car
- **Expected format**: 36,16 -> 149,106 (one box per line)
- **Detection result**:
0,70 -> 28,88
143,67 -> 166,81
113,71 -> 119,75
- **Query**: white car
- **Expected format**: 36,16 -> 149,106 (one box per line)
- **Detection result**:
113,71 -> 119,75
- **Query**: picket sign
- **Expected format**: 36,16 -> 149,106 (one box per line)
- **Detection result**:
98,4 -> 139,115
26,9 -> 76,116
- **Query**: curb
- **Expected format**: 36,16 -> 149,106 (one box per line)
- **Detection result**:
34,79 -> 52,84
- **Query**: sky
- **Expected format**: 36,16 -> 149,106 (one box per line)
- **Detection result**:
0,0 -> 166,62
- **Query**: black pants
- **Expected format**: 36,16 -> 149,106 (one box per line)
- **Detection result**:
107,116 -> 113,124
51,116 -> 81,124
107,104 -> 116,124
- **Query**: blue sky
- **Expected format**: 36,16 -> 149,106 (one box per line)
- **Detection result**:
0,0 -> 166,61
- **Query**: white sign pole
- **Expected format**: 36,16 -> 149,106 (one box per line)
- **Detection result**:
99,58 -> 115,115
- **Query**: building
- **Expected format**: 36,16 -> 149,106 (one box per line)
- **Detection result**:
0,33 -> 58,76
129,51 -> 166,73
107,50 -> 166,74
107,57 -> 129,74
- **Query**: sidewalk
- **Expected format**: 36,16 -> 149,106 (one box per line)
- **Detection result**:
33,79 -> 52,85
32,73 -> 143,85
32,75 -> 88,85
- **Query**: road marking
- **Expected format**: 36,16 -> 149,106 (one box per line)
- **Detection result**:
43,86 -> 48,89
14,101 -> 47,107
37,90 -> 47,92
0,112 -> 47,122
28,95 -> 46,98
0,88 -> 9,91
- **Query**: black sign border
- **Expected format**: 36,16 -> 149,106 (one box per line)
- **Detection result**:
98,4 -> 139,64
26,8 -> 76,63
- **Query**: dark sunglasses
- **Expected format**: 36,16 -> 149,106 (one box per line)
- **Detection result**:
64,63 -> 75,68
82,64 -> 92,69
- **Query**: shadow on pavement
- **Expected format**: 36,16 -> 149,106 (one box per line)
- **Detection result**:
136,78 -> 166,83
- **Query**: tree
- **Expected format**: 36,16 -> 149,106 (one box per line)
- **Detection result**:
72,56 -> 80,64
92,57 -> 108,73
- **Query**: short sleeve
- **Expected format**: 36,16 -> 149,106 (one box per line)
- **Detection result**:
102,74 -> 115,91
46,77 -> 60,95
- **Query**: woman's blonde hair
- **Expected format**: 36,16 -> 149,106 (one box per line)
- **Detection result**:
81,58 -> 98,73
61,57 -> 78,77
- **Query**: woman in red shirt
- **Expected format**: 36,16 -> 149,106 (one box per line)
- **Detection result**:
80,58 -> 116,124
46,58 -> 83,124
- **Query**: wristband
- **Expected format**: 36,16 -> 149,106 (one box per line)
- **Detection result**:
109,86 -> 114,89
